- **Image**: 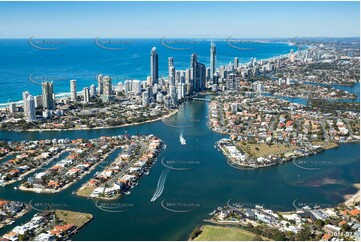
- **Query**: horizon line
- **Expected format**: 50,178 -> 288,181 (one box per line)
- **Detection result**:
0,36 -> 360,40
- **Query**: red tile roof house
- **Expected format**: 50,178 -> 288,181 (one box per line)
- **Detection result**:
321,234 -> 332,241
50,224 -> 76,237
349,208 -> 360,217
338,220 -> 347,226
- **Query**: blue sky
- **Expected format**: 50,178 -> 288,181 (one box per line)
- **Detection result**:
0,1 -> 359,38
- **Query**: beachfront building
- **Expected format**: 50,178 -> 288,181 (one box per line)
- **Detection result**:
101,76 -> 112,103
210,41 -> 216,82
150,47 -> 158,85
83,87 -> 90,103
25,95 -> 36,122
70,79 -> 77,101
42,81 -> 54,110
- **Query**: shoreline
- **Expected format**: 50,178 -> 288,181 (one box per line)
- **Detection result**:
217,139 -> 341,169
4,109 -> 178,133
343,183 -> 360,207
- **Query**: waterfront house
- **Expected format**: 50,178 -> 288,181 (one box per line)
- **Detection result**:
50,224 -> 75,237
321,234 -> 333,241
3,231 -> 18,241
66,168 -> 81,176
47,181 -> 60,189
34,232 -> 55,241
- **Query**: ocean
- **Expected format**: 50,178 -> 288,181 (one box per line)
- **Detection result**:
0,38 -> 294,104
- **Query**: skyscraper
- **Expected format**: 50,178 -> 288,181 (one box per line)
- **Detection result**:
190,54 -> 206,92
190,53 -> 197,88
83,87 -> 90,103
150,47 -> 158,85
185,69 -> 190,84
34,95 -> 43,108
142,90 -> 150,107
9,103 -> 17,114
210,41 -> 216,82
97,74 -> 103,95
198,63 -> 206,90
25,95 -> 36,121
289,49 -> 295,62
206,67 -> 211,81
168,57 -> 175,84
124,80 -> 131,94
90,84 -> 96,97
42,82 -> 54,110
101,76 -> 112,103
168,57 -> 174,68
234,57 -> 239,71
70,79 -> 77,101
169,66 -> 175,87
22,91 -> 30,114
131,80 -> 142,95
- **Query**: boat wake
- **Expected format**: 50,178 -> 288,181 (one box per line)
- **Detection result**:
150,168 -> 170,202
179,133 -> 186,145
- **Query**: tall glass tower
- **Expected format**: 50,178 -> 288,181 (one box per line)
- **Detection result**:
42,81 -> 54,110
150,47 -> 158,85
210,41 -> 216,82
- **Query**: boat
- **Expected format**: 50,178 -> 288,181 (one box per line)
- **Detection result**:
209,210 -> 216,216
145,171 -> 150,175
124,191 -> 131,195
179,133 -> 186,145
13,187 -> 18,190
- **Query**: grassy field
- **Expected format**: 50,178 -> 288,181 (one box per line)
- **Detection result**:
76,185 -> 95,197
237,142 -> 297,158
55,210 -> 93,228
193,225 -> 261,241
